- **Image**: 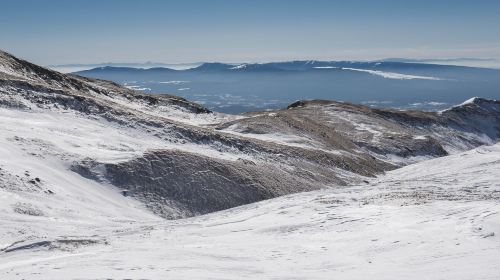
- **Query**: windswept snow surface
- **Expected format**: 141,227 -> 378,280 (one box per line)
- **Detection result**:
0,106 -> 251,165
1,141 -> 499,279
221,122 -> 326,150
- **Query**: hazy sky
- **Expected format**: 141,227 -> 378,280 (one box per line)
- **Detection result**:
1,0 -> 500,65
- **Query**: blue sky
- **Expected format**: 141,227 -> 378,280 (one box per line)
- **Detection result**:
1,0 -> 499,65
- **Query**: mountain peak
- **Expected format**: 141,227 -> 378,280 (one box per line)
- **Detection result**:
448,97 -> 500,112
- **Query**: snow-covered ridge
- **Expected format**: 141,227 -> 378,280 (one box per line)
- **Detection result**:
440,97 -> 500,116
460,96 -> 481,106
453,96 -> 499,108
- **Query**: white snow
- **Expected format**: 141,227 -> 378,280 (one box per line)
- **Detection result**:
220,123 -> 344,154
86,90 -> 244,126
313,66 -> 337,69
159,80 -> 189,85
440,97 -> 496,114
410,101 -> 447,107
313,66 -> 444,80
0,64 -> 36,81
230,63 -> 248,70
0,106 -> 252,164
0,65 -> 24,79
459,97 -> 479,106
124,85 -> 151,91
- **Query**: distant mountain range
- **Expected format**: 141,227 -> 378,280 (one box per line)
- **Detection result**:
74,60 -> 500,77
48,62 -> 202,73
381,57 -> 500,69
49,57 -> 500,74
73,60 -> 500,114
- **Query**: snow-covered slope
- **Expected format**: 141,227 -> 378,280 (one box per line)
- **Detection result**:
1,143 -> 498,279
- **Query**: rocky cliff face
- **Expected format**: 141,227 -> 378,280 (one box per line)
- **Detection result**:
1,50 -> 499,218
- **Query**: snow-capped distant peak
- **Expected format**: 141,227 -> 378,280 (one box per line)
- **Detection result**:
439,97 -> 500,114
230,63 -> 248,70
459,97 -> 480,106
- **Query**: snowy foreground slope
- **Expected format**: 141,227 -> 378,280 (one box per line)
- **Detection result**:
1,144 -> 499,279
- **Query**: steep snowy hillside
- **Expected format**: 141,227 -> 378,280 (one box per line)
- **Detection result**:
1,49 -> 500,218
1,143 -> 499,279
